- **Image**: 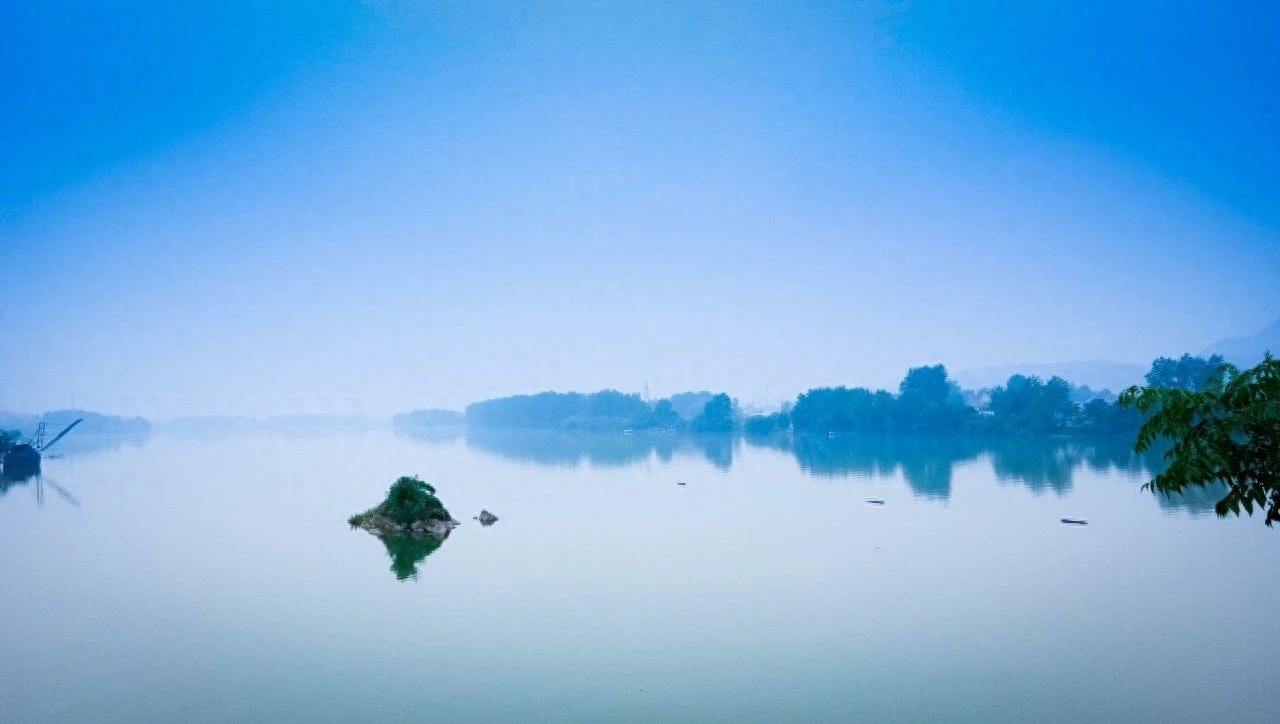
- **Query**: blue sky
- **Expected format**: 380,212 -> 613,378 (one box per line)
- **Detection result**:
2,1 -> 1278,417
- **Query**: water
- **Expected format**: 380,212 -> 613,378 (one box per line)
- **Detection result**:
1,428 -> 1276,723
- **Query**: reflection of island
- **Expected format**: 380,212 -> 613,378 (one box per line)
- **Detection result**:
464,429 -> 673,468
691,435 -> 734,471
792,434 -> 985,501
990,438 -> 1078,495
393,425 -> 464,444
380,534 -> 445,581
457,428 -> 1222,515
463,428 -> 742,471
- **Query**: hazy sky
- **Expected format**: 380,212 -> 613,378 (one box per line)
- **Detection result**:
3,1 -> 1279,417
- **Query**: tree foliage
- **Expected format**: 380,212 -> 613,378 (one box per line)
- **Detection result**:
1144,353 -> 1226,391
1121,355 -> 1280,526
987,374 -> 1075,432
376,476 -> 452,525
791,366 -> 973,434
744,411 -> 790,435
690,393 -> 736,433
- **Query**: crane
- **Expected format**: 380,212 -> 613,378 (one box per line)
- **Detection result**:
2,418 -> 83,480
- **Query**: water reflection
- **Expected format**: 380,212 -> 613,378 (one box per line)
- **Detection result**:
691,435 -> 734,471
792,434 -> 985,501
464,429 -> 673,468
391,424 -> 464,444
990,439 -> 1078,495
378,535 -> 445,581
457,430 -> 1220,515
44,430 -> 149,457
0,472 -> 80,507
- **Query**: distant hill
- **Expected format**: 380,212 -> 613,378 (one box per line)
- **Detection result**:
0,411 -> 40,434
953,360 -> 1146,393
0,409 -> 149,437
1201,316 -> 1280,367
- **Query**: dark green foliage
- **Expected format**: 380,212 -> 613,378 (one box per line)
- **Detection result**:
349,475 -> 453,527
1121,355 -> 1280,526
1144,353 -> 1227,391
382,476 -> 451,524
690,393 -> 735,433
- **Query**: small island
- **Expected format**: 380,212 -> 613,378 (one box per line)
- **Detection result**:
349,475 -> 460,539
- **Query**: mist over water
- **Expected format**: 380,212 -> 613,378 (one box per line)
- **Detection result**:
1,429 -> 1274,723
4,4 -> 1280,722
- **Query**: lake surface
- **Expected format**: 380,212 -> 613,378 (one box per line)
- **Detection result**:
2,428 -> 1277,723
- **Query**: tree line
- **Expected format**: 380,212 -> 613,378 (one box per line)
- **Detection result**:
458,353 -> 1229,437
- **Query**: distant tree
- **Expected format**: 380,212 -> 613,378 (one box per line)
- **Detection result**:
1121,355 -> 1279,526
633,399 -> 682,430
898,365 -> 954,405
1144,353 -> 1227,391
1070,385 -> 1117,404
895,364 -> 970,432
465,390 -> 648,430
987,375 -> 1075,432
1077,398 -> 1143,434
690,393 -> 735,433
744,411 -> 790,435
791,386 -> 894,434
667,391 -> 716,420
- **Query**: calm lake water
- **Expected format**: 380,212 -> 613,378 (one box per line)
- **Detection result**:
2,428 -> 1277,723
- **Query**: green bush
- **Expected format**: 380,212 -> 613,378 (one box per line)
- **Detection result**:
380,476 -> 451,524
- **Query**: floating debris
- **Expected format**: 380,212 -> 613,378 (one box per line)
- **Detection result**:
1060,518 -> 1088,526
866,498 -> 885,505
676,481 -> 687,486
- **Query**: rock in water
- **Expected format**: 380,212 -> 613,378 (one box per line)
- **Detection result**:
475,509 -> 499,526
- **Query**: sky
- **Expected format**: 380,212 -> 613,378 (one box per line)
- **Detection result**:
2,1 -> 1279,418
